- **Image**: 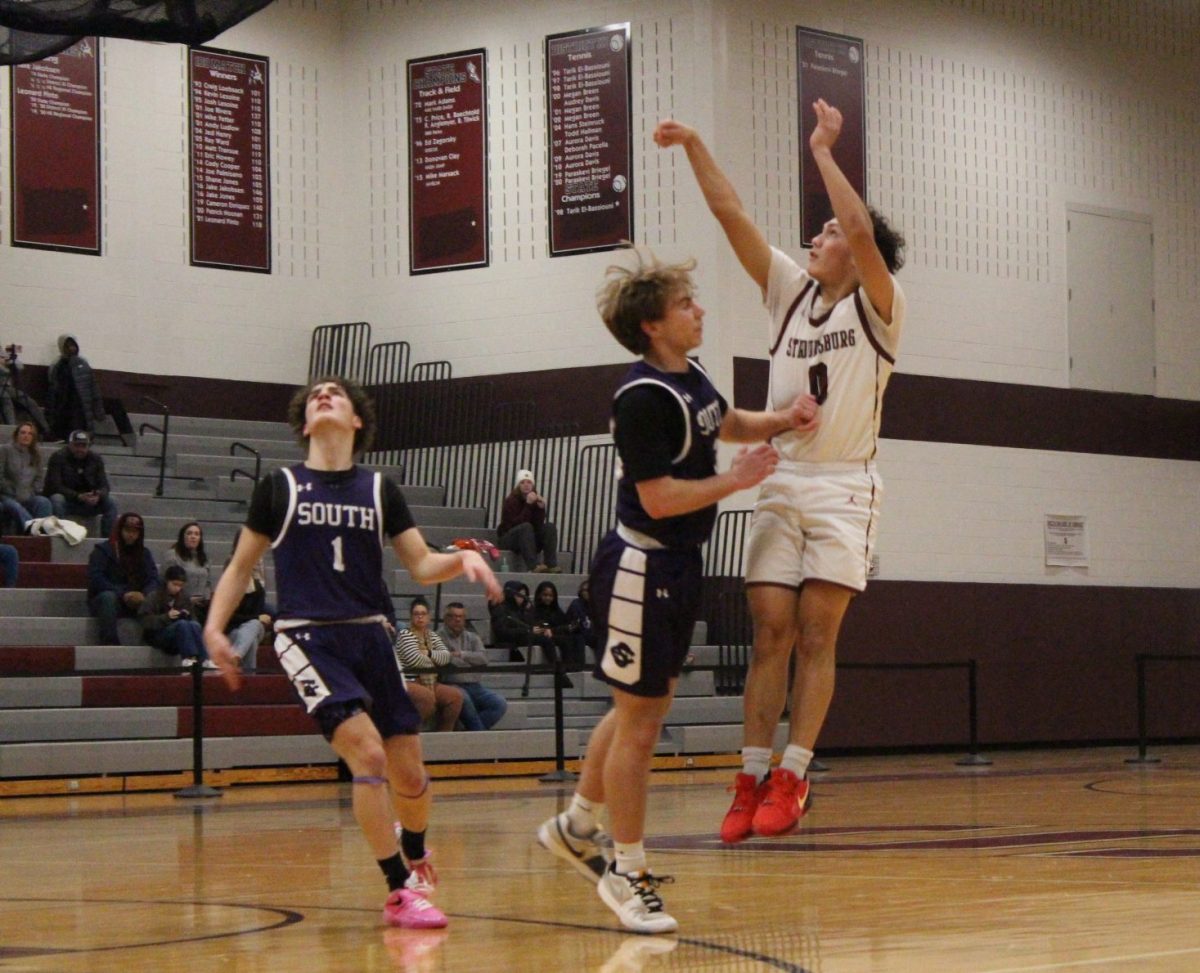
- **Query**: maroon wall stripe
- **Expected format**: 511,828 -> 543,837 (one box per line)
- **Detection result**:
16,359 -> 1198,461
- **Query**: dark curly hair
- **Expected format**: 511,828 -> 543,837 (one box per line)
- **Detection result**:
868,206 -> 906,274
286,375 -> 376,455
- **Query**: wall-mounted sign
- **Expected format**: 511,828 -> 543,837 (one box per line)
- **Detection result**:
1045,514 -> 1089,567
11,36 -> 100,253
546,24 -> 632,256
407,48 -> 488,274
796,26 -> 865,245
189,46 -> 270,272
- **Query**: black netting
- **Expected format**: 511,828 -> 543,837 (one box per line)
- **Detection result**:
0,0 -> 275,46
0,25 -> 81,64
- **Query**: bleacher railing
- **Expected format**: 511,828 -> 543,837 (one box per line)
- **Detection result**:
308,322 -> 372,383
136,395 -> 170,498
229,441 -> 262,486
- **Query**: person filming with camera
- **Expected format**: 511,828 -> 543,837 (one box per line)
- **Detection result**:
0,343 -> 52,438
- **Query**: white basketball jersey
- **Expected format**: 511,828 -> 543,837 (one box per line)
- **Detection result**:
764,247 -> 905,464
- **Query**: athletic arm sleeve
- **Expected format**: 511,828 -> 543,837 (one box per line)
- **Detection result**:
382,476 -> 417,538
245,470 -> 287,540
613,386 -> 685,483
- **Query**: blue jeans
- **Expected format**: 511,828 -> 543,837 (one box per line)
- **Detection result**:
455,681 -> 509,730
2,494 -> 51,529
51,493 -> 118,537
149,619 -> 207,660
0,543 -> 17,587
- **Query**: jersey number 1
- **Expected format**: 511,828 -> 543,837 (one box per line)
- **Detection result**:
331,536 -> 345,572
808,362 -> 829,405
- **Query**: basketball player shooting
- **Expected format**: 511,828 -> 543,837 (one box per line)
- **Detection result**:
654,99 -> 907,842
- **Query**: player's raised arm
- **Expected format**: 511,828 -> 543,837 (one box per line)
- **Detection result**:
808,99 -> 895,322
654,119 -> 773,293
392,527 -> 502,603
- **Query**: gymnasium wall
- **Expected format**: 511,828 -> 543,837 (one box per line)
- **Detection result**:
1,0 -> 1198,602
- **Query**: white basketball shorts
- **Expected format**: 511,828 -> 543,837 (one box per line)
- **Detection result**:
744,461 -> 882,592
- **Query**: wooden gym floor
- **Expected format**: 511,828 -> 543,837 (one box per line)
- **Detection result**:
3,746 -> 1200,972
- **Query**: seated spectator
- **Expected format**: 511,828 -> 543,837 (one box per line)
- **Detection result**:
161,521 -> 212,617
532,580 -> 578,670
140,564 -> 212,668
437,601 -> 508,730
489,579 -> 572,687
393,597 -> 464,731
222,526 -> 272,674
45,430 -> 118,537
0,344 -> 51,438
0,422 -> 53,534
565,579 -> 599,670
497,469 -> 560,572
0,542 -> 17,587
87,512 -> 158,645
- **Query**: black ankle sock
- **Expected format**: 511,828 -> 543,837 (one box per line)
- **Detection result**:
378,852 -> 409,892
400,828 -> 427,863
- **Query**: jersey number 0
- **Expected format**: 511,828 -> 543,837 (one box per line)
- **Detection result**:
808,362 -> 829,405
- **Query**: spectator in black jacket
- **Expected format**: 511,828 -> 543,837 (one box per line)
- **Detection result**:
532,580 -> 578,670
47,334 -> 105,441
489,579 -> 571,686
87,511 -> 159,645
44,430 -> 118,536
565,579 -> 599,671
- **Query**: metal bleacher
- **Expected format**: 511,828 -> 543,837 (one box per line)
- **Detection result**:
0,414 -> 748,790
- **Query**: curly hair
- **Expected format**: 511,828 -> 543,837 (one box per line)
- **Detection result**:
596,246 -> 698,354
286,375 -> 376,455
867,206 -> 906,274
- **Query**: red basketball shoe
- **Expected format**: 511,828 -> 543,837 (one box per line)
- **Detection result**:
750,769 -> 811,836
719,772 -> 766,843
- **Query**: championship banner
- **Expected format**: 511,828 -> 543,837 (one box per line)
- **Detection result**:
796,26 -> 866,245
407,48 -> 488,274
10,36 -> 100,253
189,46 -> 270,272
546,23 -> 632,257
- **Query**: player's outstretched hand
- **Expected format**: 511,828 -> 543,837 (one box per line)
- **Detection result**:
459,549 -> 503,604
786,393 -> 821,433
203,628 -> 242,691
729,443 -> 780,490
653,119 -> 697,149
810,98 -> 843,153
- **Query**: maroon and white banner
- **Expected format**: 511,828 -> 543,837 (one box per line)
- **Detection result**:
10,36 -> 101,254
189,46 -> 270,272
546,24 -> 632,257
407,49 -> 488,274
796,26 -> 866,245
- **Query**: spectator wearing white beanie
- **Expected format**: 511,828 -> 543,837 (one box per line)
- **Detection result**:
498,468 -> 560,572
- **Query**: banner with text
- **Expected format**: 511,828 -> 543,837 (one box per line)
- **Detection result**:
546,24 -> 631,257
407,49 -> 488,274
796,26 -> 865,246
11,37 -> 100,253
189,47 -> 270,272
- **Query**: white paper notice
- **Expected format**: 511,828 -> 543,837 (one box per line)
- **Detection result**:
1044,514 -> 1089,567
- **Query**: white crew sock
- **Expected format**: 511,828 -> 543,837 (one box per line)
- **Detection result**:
613,840 -> 647,875
564,792 -> 601,835
741,746 -> 772,782
780,744 -> 814,779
